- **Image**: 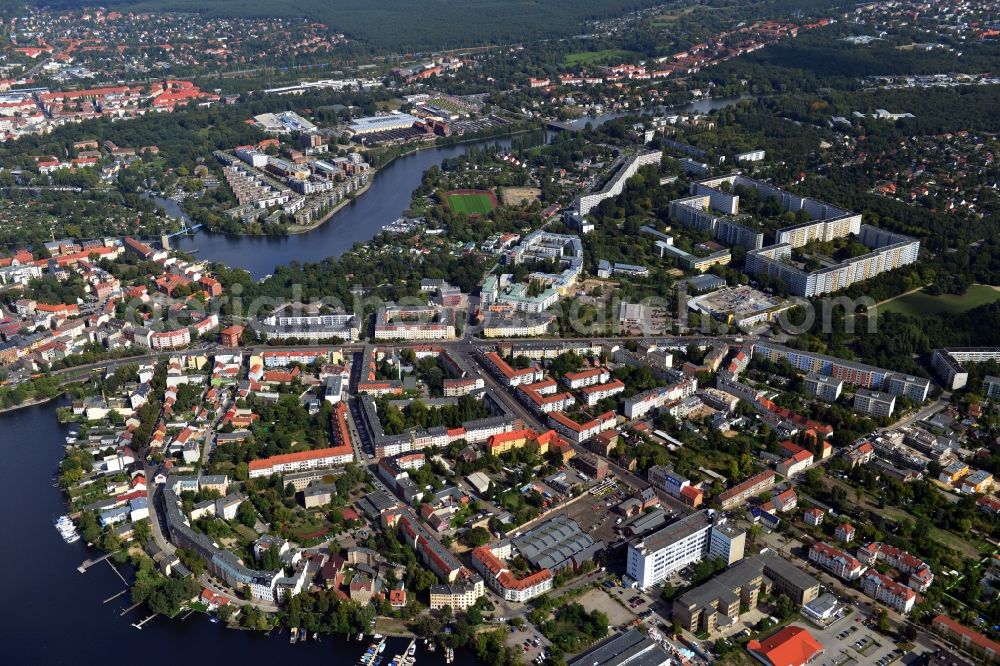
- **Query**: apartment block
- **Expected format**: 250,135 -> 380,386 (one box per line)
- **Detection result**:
862,570 -> 916,613
853,388 -> 896,418
717,470 -> 776,510
808,542 -> 865,580
932,615 -> 1000,664
804,372 -> 843,401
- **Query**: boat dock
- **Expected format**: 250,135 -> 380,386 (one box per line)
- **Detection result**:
78,552 -> 112,572
120,601 -> 142,616
131,613 -> 157,630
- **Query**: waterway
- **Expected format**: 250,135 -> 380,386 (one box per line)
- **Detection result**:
0,95 -> 751,663
172,137 -> 515,280
170,96 -> 747,280
0,401 -> 474,664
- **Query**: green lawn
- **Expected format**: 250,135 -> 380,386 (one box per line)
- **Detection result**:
445,191 -> 496,215
876,285 -> 1000,316
651,5 -> 701,28
564,49 -> 635,66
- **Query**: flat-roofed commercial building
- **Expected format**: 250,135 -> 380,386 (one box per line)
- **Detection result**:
348,113 -> 420,135
756,551 -> 821,606
567,630 -> 671,666
626,511 -> 745,589
673,557 -> 764,635
511,514 -> 603,572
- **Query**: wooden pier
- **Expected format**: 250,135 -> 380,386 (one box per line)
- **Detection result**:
77,552 -> 112,573
103,589 -> 126,604
132,614 -> 157,630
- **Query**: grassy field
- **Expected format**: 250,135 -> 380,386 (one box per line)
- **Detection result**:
500,186 -> 541,206
876,285 -> 1000,316
651,5 -> 699,27
444,190 -> 497,215
564,49 -> 636,66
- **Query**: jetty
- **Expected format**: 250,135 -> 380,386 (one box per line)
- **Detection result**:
78,552 -> 112,572
132,614 -> 157,630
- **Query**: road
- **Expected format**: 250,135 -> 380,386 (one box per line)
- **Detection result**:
881,394 -> 950,433
460,347 -> 693,516
40,334 -> 751,384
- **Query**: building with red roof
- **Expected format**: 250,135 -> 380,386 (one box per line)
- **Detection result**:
471,545 -> 553,603
808,542 -> 864,581
220,325 -> 243,348
932,614 -> 1000,664
483,351 -> 543,386
747,626 -> 823,666
248,445 -> 354,478
857,541 -> 933,592
563,366 -> 610,389
547,410 -> 616,444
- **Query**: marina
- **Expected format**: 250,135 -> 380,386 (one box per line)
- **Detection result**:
0,401 -> 477,664
56,515 -> 80,543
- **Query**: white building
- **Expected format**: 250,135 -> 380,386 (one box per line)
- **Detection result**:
808,542 -> 865,581
804,373 -> 843,401
854,388 -> 896,418
626,511 -> 745,589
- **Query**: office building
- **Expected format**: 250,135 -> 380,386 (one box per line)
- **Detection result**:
626,511 -> 745,589
673,558 -> 764,634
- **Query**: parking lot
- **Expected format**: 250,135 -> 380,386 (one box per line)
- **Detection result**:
808,610 -> 904,666
532,479 -> 626,545
503,626 -> 550,664
577,588 -> 637,628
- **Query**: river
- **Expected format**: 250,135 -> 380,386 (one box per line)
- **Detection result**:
169,96 -> 747,280
0,401 -> 475,665
171,138 -> 514,280
1,95 -> 753,663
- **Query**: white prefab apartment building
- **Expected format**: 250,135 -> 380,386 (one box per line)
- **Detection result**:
626,510 -> 745,589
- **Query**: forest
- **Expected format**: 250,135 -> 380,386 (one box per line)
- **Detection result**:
31,0 -> 668,51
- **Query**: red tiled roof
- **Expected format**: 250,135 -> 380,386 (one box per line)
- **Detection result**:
933,614 -> 1000,656
747,626 -> 823,666
248,445 -> 353,471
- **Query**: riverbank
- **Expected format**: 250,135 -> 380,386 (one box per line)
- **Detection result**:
285,178 -> 374,234
201,125 -> 537,238
0,399 -> 473,664
0,391 -> 61,414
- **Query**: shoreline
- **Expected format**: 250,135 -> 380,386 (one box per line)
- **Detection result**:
284,178 -> 375,234
194,126 -> 536,238
0,391 -> 62,414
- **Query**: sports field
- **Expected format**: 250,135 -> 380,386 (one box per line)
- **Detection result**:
564,49 -> 636,66
444,189 -> 498,215
876,285 -> 1000,316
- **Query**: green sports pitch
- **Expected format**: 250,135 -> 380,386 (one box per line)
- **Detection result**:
444,190 -> 498,215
